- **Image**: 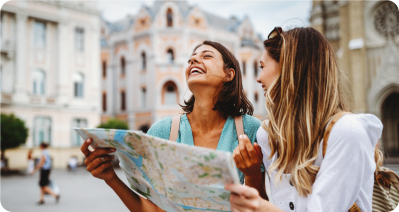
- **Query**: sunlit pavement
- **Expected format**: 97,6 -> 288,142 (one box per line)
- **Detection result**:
1,168 -> 130,212
1,165 -> 399,212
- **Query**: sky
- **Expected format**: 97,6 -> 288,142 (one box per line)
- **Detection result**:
96,0 -> 313,39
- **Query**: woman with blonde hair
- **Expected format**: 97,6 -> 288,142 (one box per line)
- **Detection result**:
225,27 -> 383,212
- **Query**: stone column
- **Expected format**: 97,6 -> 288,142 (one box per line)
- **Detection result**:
57,20 -> 69,104
14,13 -> 28,102
348,1 -> 367,113
310,0 -> 324,34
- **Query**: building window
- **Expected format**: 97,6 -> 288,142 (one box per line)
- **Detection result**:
254,92 -> 259,111
166,8 -> 173,27
167,49 -> 174,64
73,72 -> 84,98
102,93 -> 107,112
72,118 -> 87,146
163,81 -> 178,105
33,70 -> 45,95
0,13 -> 3,37
102,61 -> 107,77
254,61 -> 258,77
34,21 -> 46,48
121,91 -> 126,111
33,117 -> 51,146
0,66 -> 3,91
121,56 -> 126,75
141,52 -> 146,70
141,88 -> 146,108
75,28 -> 84,52
242,61 -> 246,76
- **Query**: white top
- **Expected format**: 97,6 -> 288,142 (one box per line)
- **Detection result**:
257,114 -> 383,212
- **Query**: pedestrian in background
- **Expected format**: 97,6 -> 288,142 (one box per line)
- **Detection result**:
26,150 -> 34,174
31,142 -> 60,205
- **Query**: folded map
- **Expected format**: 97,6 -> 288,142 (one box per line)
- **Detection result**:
74,128 -> 240,212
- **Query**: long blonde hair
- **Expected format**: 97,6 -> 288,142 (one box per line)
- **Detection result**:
263,27 -> 349,196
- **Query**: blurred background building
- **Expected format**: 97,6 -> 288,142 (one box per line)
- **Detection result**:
1,0 -> 398,170
310,0 -> 399,162
1,1 -> 101,168
99,0 -> 266,133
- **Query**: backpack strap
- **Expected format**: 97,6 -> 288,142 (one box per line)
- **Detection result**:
169,116 -> 181,141
322,111 -> 352,157
234,115 -> 244,138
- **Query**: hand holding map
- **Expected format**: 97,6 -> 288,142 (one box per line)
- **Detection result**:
74,128 -> 240,212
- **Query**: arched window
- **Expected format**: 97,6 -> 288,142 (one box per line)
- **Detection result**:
121,90 -> 126,111
33,117 -> 51,146
141,87 -> 147,108
73,72 -> 84,98
121,56 -> 126,75
72,118 -> 87,146
102,92 -> 107,112
382,92 -> 399,157
167,49 -> 174,64
102,61 -> 107,77
141,52 -> 146,70
33,69 -> 45,95
242,61 -> 246,76
166,8 -> 173,27
162,81 -> 178,105
139,125 -> 150,133
254,61 -> 258,77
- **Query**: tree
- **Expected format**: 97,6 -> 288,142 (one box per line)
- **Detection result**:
1,113 -> 29,159
97,118 -> 129,130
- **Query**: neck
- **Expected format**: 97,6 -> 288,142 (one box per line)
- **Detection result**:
187,95 -> 226,133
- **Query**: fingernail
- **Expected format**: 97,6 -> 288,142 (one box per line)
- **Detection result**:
239,135 -> 242,139
111,148 -> 116,152
87,139 -> 92,143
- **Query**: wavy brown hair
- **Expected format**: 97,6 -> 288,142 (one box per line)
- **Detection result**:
181,41 -> 253,118
263,27 -> 350,196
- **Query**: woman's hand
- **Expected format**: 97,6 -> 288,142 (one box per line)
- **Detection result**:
233,134 -> 263,178
225,183 -> 267,212
81,138 -> 117,182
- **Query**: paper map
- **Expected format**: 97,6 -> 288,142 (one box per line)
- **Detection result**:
74,128 -> 240,212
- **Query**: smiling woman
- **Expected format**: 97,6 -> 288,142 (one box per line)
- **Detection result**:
80,40 -> 266,212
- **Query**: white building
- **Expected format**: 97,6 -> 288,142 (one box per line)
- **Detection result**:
1,1 -> 101,168
100,0 -> 267,132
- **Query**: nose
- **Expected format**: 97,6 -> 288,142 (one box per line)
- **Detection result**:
190,54 -> 201,65
256,76 -> 261,84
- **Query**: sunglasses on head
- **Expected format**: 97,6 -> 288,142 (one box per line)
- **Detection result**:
268,27 -> 283,40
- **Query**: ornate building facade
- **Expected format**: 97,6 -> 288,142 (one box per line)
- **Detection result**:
1,1 -> 101,168
310,0 -> 399,162
100,0 -> 266,133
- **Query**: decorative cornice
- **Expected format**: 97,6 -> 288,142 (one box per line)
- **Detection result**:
33,1 -> 101,16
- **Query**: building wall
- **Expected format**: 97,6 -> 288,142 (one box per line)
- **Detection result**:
1,1 -> 101,168
100,1 -> 267,132
310,0 -> 399,161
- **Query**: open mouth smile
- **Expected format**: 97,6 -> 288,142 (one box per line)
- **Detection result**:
189,67 -> 206,76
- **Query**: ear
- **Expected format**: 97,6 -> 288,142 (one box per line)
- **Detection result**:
227,68 -> 235,81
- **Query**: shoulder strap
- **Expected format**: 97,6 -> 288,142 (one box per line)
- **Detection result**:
234,116 -> 244,138
322,111 -> 352,157
169,116 -> 181,142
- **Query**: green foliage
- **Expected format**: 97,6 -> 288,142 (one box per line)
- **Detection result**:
0,113 -> 29,151
97,118 -> 128,130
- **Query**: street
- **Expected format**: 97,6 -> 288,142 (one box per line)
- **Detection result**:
1,165 -> 399,212
1,168 -> 130,212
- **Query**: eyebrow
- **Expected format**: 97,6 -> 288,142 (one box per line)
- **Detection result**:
191,50 -> 215,56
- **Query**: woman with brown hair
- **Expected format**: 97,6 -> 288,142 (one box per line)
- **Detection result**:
80,41 -> 266,211
225,27 -> 383,212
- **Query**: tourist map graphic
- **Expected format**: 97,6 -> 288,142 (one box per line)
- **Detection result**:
74,128 -> 240,212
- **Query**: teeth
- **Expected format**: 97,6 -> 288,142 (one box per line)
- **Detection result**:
190,68 -> 204,75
